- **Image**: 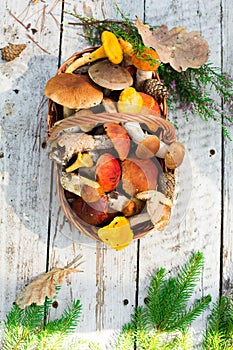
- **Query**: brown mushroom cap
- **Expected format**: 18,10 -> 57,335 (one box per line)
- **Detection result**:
44,73 -> 103,109
121,158 -> 159,196
165,142 -> 185,169
136,135 -> 160,159
88,60 -> 133,90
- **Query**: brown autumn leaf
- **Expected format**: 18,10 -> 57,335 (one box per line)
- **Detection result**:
16,255 -> 83,309
136,18 -> 209,72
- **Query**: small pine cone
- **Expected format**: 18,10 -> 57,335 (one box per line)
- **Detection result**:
143,79 -> 169,100
158,172 -> 175,201
1,44 -> 26,61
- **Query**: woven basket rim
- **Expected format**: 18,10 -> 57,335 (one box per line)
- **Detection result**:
46,47 -> 173,243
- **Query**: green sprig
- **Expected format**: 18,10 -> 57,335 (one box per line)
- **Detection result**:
159,63 -> 233,140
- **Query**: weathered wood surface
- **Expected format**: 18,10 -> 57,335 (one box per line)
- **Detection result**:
0,0 -> 232,348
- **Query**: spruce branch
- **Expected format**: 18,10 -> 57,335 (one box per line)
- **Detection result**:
144,251 -> 210,332
203,296 -> 233,349
115,252 -> 210,349
1,297 -> 82,349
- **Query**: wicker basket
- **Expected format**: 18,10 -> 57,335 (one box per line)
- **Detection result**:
46,47 -> 176,242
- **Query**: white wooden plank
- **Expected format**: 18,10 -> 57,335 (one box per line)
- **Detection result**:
47,1 -> 145,346
0,0 -> 62,319
138,0 -> 223,345
222,0 -> 233,293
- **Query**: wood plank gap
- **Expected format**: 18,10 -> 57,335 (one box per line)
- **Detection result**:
46,163 -> 55,272
143,1 -> 146,22
46,0 -> 64,273
219,0 -> 224,297
58,0 -> 65,68
135,239 -> 141,308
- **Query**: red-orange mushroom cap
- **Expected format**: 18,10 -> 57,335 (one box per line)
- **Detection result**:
104,123 -> 130,160
96,153 -> 121,192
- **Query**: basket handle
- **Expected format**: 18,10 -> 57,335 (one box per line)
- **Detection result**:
47,112 -> 176,144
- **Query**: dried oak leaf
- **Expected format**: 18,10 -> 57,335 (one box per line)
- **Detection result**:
16,255 -> 83,309
136,18 -> 209,72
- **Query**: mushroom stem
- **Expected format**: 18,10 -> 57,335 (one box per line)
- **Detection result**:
102,97 -> 118,113
65,46 -> 106,73
135,69 -> 153,91
60,172 -> 100,196
155,140 -> 169,158
65,152 -> 93,173
123,122 -> 145,144
128,212 -> 151,227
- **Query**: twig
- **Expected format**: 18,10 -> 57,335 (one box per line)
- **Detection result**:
8,8 -> 29,31
26,34 -> 51,54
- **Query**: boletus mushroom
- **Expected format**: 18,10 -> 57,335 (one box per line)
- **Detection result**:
88,59 -> 133,90
96,153 -> 121,192
72,195 -> 108,226
104,123 -> 130,160
121,158 -> 159,196
44,73 -> 103,110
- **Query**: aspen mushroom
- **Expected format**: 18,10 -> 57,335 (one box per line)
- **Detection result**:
60,172 -> 100,196
96,153 -> 121,192
97,216 -> 134,250
65,31 -> 123,73
48,133 -> 113,164
44,73 -> 103,109
65,152 -> 93,173
88,59 -> 133,90
128,190 -> 172,228
132,47 -> 160,90
121,158 -> 158,196
72,195 -> 108,226
123,122 -> 160,159
104,123 -> 130,160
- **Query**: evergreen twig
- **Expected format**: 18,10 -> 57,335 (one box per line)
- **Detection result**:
203,296 -> 233,349
115,252 -> 211,349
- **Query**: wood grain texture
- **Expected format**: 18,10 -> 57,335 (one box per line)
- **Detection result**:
0,0 -> 232,348
0,0 -> 62,317
222,0 -> 233,294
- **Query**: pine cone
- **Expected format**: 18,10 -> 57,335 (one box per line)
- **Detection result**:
143,79 -> 169,100
158,171 -> 175,201
1,44 -> 26,61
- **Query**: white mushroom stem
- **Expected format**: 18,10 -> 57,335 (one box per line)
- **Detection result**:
135,69 -> 153,91
155,140 -> 169,158
123,122 -> 146,144
60,173 -> 100,196
128,211 -> 151,227
131,190 -> 173,226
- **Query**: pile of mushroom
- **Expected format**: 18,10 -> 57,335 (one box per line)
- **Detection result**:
45,30 -> 185,250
